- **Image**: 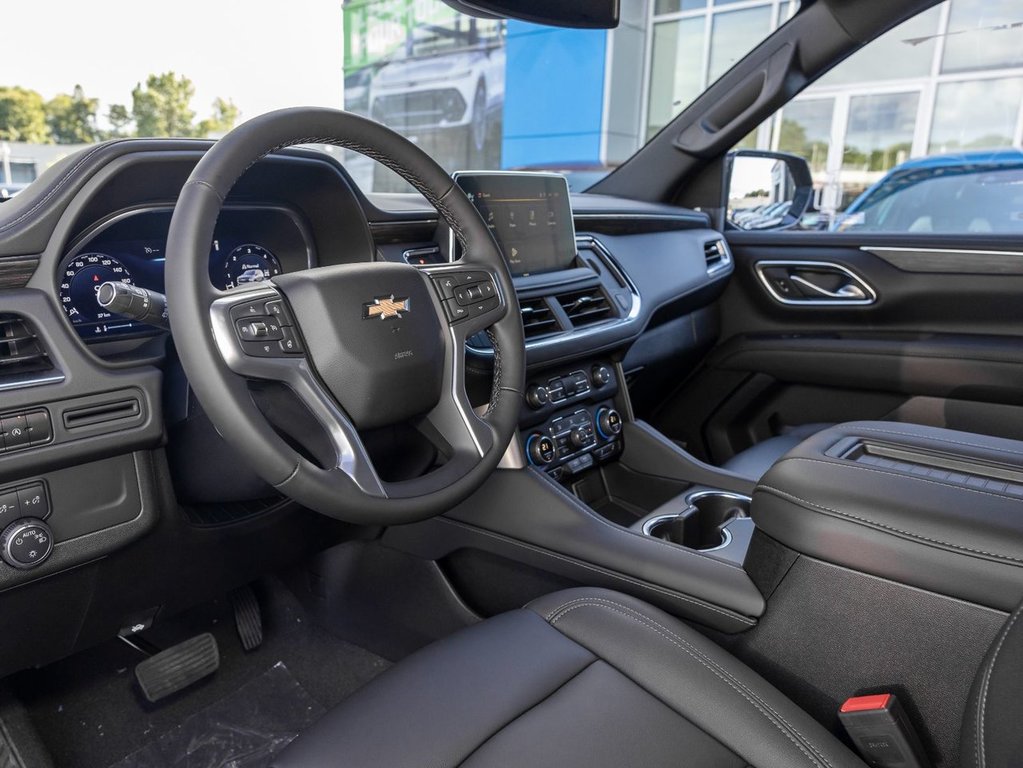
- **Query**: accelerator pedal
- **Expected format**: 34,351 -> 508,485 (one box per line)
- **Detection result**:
134,633 -> 220,703
230,585 -> 264,651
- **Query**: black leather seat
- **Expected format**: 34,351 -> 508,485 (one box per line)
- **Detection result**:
274,587 -> 869,768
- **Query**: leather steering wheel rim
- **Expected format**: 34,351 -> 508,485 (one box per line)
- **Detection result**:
165,107 -> 525,525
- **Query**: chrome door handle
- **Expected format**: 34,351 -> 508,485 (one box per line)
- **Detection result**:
790,274 -> 868,300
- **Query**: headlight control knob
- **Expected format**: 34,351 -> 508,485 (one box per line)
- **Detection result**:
525,384 -> 550,410
591,364 -> 612,387
526,434 -> 557,466
1,518 -> 53,570
596,407 -> 623,439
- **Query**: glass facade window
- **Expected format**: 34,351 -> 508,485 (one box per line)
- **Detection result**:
647,17 -> 705,138
776,99 -> 833,173
929,78 -> 1023,153
654,0 -> 706,13
818,6 -> 940,86
943,0 -> 1023,74
708,7 -> 772,82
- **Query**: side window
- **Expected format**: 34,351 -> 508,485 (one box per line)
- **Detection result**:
727,0 -> 1023,234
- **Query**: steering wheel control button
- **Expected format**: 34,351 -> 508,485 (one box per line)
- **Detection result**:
1,519 -> 54,570
1,415 -> 31,451
229,300 -> 271,323
443,299 -> 470,322
264,300 -> 293,326
434,275 -> 461,300
279,327 -> 304,354
236,317 -> 283,342
597,407 -> 623,439
527,434 -> 557,466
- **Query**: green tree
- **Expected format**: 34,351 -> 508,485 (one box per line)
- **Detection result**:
109,73 -> 239,139
45,85 -> 100,144
0,86 -> 50,143
128,72 -> 198,137
197,97 -> 240,137
106,103 -> 133,138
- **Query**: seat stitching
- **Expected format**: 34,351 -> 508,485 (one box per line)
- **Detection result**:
545,599 -> 832,768
545,598 -> 836,768
454,658 -> 598,768
757,484 -> 1023,565
852,425 -> 1023,459
976,605 -> 1023,768
771,456 -> 1023,506
439,518 -> 756,624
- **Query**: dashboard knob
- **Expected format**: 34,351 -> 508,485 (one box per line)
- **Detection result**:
526,434 -> 557,466
596,407 -> 623,439
525,384 -> 550,410
1,519 -> 53,570
569,427 -> 591,450
591,364 -> 612,387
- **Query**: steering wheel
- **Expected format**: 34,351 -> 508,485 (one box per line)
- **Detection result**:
165,108 -> 525,525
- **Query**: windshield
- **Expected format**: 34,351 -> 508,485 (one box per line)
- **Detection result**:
0,0 -> 791,198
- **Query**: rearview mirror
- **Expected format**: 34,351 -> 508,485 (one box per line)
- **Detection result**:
441,0 -> 619,29
724,150 -> 814,231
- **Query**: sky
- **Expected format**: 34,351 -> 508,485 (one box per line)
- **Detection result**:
4,0 -> 344,129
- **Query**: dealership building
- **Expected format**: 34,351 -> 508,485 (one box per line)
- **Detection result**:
345,0 -> 1022,210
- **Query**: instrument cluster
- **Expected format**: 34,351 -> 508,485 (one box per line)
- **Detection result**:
57,207 -> 312,341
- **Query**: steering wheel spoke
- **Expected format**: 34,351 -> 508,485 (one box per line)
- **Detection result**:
209,285 -> 386,498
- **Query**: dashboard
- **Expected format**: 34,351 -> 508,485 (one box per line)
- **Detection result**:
58,206 -> 313,341
0,139 -> 732,678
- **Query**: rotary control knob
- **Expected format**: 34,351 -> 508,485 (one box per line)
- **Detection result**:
569,426 -> 592,450
596,407 -> 623,439
1,518 -> 53,570
591,364 -> 612,388
526,434 -> 557,466
525,384 -> 550,410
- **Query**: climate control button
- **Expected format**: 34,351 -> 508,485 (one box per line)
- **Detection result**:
526,434 -> 557,466
596,407 -> 623,439
525,385 -> 550,410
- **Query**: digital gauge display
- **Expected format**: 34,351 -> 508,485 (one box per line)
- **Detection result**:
217,243 -> 282,290
58,253 -> 141,338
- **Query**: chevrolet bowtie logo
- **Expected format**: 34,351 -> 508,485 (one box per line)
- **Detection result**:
364,295 -> 410,320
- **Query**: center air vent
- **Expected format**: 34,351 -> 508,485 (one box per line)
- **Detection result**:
520,297 -> 559,340
0,314 -> 53,380
704,239 -> 730,275
556,288 -> 614,329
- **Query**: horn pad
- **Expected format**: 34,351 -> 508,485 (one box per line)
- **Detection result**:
275,262 -> 445,430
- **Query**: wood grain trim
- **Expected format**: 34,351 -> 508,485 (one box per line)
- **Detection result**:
0,257 -> 38,289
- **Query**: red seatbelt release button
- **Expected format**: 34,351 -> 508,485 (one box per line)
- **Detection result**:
838,692 -> 930,768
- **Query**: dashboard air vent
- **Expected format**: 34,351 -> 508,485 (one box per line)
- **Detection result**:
557,288 -> 614,329
704,239 -> 730,275
0,314 -> 53,378
519,297 -> 559,340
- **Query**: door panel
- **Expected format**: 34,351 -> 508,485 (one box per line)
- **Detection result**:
650,233 -> 1023,464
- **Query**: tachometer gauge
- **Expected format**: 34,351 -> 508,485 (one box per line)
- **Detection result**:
58,253 -> 135,337
220,244 -> 282,290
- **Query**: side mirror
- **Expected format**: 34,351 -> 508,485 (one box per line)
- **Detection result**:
724,150 -> 814,231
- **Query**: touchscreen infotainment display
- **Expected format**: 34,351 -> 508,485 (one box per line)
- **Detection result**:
454,172 -> 576,277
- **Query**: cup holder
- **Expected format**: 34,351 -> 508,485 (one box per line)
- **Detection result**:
641,491 -> 750,552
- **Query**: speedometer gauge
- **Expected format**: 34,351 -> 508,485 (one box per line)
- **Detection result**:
58,253 -> 135,337
220,244 -> 282,290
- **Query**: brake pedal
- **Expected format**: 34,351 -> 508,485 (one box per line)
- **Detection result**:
134,632 -> 220,703
231,585 -> 263,651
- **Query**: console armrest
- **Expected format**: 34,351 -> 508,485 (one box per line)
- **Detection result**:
754,421 -> 1023,611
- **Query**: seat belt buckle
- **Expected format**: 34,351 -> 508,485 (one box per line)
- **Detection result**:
838,693 -> 930,768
